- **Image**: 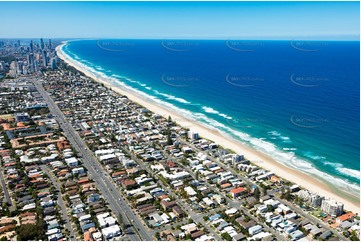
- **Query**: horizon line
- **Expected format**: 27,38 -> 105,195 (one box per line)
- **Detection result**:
0,37 -> 360,41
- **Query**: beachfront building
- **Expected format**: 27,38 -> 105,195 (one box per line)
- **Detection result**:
188,131 -> 199,140
321,198 -> 344,217
296,190 -> 324,207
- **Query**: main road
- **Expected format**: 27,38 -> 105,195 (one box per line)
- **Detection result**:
0,168 -> 15,211
33,79 -> 151,241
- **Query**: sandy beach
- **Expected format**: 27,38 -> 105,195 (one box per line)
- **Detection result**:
56,43 -> 359,213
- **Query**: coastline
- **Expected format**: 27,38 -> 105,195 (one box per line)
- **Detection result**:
55,43 -> 360,213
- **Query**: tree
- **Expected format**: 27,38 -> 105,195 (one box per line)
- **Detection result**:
350,230 -> 359,241
253,187 -> 261,200
117,214 -> 126,231
221,233 -> 232,241
17,224 -> 41,241
166,127 -> 173,145
267,205 -> 274,212
281,190 -> 292,201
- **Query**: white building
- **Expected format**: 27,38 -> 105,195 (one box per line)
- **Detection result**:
249,225 -> 263,235
184,186 -> 197,197
101,225 -> 121,239
188,131 -> 199,140
65,157 -> 78,167
321,198 -> 344,217
72,167 -> 85,175
297,190 -> 324,207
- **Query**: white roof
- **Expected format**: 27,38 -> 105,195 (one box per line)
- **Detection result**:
46,228 -> 60,235
225,208 -> 238,214
249,225 -> 263,233
79,214 -> 91,222
184,186 -> 197,196
161,213 -> 170,220
22,203 -> 36,210
99,153 -> 116,161
92,232 -> 102,240
96,212 -> 110,219
95,149 -> 114,156
101,225 -> 120,236
181,223 -> 197,232
203,197 -> 214,206
65,157 -> 78,163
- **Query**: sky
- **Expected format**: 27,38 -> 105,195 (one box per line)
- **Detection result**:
0,1 -> 359,40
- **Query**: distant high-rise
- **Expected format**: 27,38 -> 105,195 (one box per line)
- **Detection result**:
42,50 -> 48,67
40,38 -> 45,50
22,64 -> 28,75
0,61 -> 5,71
9,61 -> 17,77
51,57 -> 57,69
16,60 -> 22,74
30,40 -> 34,52
48,39 -> 52,50
34,59 -> 39,71
28,53 -> 35,72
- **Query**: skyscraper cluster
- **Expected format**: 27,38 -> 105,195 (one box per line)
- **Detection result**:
4,38 -> 58,77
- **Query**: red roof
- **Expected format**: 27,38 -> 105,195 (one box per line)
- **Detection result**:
167,161 -> 177,167
230,187 -> 246,194
220,183 -> 232,188
122,179 -> 136,186
78,178 -> 90,184
337,212 -> 355,222
112,171 -> 126,177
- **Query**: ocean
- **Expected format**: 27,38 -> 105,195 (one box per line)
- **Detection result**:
61,39 -> 360,197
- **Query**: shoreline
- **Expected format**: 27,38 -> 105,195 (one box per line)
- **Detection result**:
55,43 -> 360,213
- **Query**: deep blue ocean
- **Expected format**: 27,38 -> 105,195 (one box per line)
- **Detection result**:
62,39 -> 360,196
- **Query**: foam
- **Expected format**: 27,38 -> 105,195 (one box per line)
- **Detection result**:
202,106 -> 219,114
336,167 -> 360,179
202,106 -> 233,120
153,90 -> 191,104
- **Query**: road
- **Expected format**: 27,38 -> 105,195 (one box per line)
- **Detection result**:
41,165 -> 76,240
33,79 -> 151,241
0,168 -> 15,211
